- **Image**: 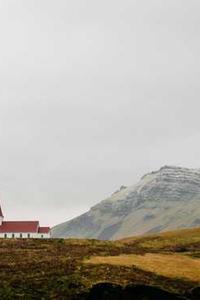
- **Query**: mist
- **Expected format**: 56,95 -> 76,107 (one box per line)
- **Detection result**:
0,0 -> 200,226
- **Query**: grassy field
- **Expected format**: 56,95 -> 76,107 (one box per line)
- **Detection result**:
1,227 -> 200,299
86,253 -> 200,282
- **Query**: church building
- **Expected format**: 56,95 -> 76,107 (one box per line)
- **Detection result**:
0,205 -> 50,239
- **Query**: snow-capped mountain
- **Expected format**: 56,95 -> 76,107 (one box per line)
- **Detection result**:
52,166 -> 200,240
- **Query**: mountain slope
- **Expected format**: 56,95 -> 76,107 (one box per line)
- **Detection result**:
52,166 -> 200,239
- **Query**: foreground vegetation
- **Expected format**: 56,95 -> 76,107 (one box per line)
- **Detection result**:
1,227 -> 200,299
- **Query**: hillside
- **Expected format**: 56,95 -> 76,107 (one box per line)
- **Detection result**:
52,166 -> 200,239
1,227 -> 200,299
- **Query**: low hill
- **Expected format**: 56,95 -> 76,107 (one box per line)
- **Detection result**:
1,227 -> 200,298
52,166 -> 200,239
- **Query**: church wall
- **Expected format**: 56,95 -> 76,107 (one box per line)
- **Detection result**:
0,232 -> 51,239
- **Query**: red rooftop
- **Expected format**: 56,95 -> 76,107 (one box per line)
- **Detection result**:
0,205 -> 50,239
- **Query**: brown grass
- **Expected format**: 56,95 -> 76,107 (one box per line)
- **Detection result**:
121,227 -> 200,250
85,253 -> 200,282
1,227 -> 200,298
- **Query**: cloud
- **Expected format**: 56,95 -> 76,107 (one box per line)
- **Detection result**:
0,0 -> 199,226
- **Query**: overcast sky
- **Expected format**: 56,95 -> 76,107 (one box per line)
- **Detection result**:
0,0 -> 200,226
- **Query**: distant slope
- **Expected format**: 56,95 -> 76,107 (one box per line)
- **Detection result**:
120,226 -> 200,249
52,166 -> 200,239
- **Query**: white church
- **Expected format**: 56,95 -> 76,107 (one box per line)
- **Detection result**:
0,205 -> 51,239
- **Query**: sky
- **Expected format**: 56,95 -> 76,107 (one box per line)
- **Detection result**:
0,0 -> 200,226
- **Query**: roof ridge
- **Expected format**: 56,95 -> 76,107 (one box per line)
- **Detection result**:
4,220 -> 39,223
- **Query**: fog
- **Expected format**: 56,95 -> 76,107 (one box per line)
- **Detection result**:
0,0 -> 200,226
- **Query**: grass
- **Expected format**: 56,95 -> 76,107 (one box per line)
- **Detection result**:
0,227 -> 200,298
121,227 -> 200,250
85,253 -> 200,282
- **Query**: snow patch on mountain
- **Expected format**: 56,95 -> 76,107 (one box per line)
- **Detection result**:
52,166 -> 200,240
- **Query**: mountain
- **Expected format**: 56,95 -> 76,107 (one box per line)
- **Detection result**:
51,166 -> 200,240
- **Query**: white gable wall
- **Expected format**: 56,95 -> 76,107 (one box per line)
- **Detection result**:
0,232 -> 50,239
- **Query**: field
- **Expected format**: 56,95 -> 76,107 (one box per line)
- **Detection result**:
1,227 -> 200,299
86,253 -> 200,282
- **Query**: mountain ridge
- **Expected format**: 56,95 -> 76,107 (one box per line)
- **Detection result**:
52,166 -> 200,239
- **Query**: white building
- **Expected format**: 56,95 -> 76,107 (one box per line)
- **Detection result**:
0,205 -> 50,238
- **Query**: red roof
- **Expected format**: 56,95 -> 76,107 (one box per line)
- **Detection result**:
0,221 -> 39,233
0,206 -> 4,218
38,227 -> 50,234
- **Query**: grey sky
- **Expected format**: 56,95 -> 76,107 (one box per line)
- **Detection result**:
0,0 -> 200,226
